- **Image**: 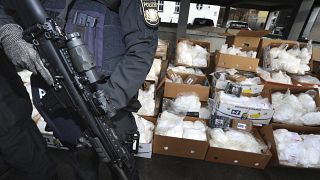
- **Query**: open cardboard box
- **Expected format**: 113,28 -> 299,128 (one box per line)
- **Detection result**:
263,86 -> 320,125
135,116 -> 157,159
291,74 -> 320,87
205,128 -> 272,169
258,73 -> 296,91
262,42 -> 308,71
174,39 -> 211,68
259,123 -> 320,168
212,90 -> 274,125
153,116 -> 209,160
257,39 -> 300,60
211,72 -> 264,96
160,73 -> 210,102
214,50 -> 259,72
225,30 -> 269,52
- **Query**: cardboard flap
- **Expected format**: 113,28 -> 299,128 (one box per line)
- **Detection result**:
236,30 -> 270,37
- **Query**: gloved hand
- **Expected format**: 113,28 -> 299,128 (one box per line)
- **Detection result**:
0,24 -> 54,85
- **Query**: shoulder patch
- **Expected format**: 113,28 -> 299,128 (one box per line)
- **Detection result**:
140,0 -> 159,28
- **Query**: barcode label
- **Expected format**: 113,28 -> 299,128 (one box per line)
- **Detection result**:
237,123 -> 247,130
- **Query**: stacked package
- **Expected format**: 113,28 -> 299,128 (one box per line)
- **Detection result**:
155,111 -> 207,141
272,90 -> 320,126
176,40 -> 209,68
209,128 -> 267,154
274,129 -> 320,168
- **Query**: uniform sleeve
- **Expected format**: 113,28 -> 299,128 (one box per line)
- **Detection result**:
102,0 -> 158,112
0,0 -> 15,27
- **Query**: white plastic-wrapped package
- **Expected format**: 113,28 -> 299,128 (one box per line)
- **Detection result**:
176,41 -> 193,66
17,70 -> 33,83
271,71 -> 292,84
267,43 -> 312,74
291,75 -> 320,85
272,94 -> 305,125
193,45 -> 208,67
133,113 -> 155,143
300,112 -> 320,126
256,68 -> 292,85
218,91 -> 271,110
209,128 -> 267,153
239,77 -> 261,85
182,120 -> 207,141
199,106 -> 211,119
272,91 -> 319,125
298,93 -> 317,113
17,70 -> 41,122
146,58 -> 162,82
176,41 -> 208,67
172,93 -> 201,113
137,84 -> 155,116
274,129 -> 320,167
220,44 -> 257,58
155,111 -> 207,141
167,65 -> 204,75
155,111 -> 184,138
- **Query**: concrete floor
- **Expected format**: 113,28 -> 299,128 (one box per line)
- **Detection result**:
3,148 -> 320,180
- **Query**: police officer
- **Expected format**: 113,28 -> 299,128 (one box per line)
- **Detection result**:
0,0 -> 158,180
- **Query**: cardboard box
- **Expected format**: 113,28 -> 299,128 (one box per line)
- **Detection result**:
175,39 -> 211,68
153,117 -> 209,160
163,73 -> 210,102
212,73 -> 264,96
205,128 -> 272,169
257,39 -> 299,60
215,50 -> 259,72
212,92 -> 274,125
312,47 -> 320,62
232,119 -> 253,132
291,75 -> 320,87
262,42 -> 307,71
135,116 -> 157,159
155,40 -> 169,60
225,30 -> 269,51
259,123 -> 320,167
258,73 -> 295,90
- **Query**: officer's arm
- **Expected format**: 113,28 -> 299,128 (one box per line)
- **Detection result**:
103,0 -> 158,113
0,1 -> 15,27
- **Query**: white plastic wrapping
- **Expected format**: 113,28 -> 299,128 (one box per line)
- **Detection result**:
272,91 -> 320,126
209,128 -> 267,153
218,91 -> 271,110
133,113 -> 155,143
220,44 -> 257,58
182,120 -> 207,141
167,64 -> 204,75
257,68 -> 292,85
176,40 -> 208,67
155,111 -> 207,141
274,129 -> 320,167
137,84 -> 155,116
155,111 -> 184,138
146,58 -> 162,82
17,70 -> 41,122
171,93 -> 201,114
267,42 -> 312,75
199,106 -> 211,119
291,75 -> 320,85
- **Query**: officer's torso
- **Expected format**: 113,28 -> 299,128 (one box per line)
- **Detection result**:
42,0 -> 125,76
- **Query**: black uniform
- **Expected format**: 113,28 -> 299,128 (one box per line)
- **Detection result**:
0,0 -> 158,179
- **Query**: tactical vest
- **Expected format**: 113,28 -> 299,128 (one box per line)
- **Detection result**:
43,0 -> 125,76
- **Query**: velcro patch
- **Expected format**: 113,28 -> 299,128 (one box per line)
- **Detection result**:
140,0 -> 159,28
